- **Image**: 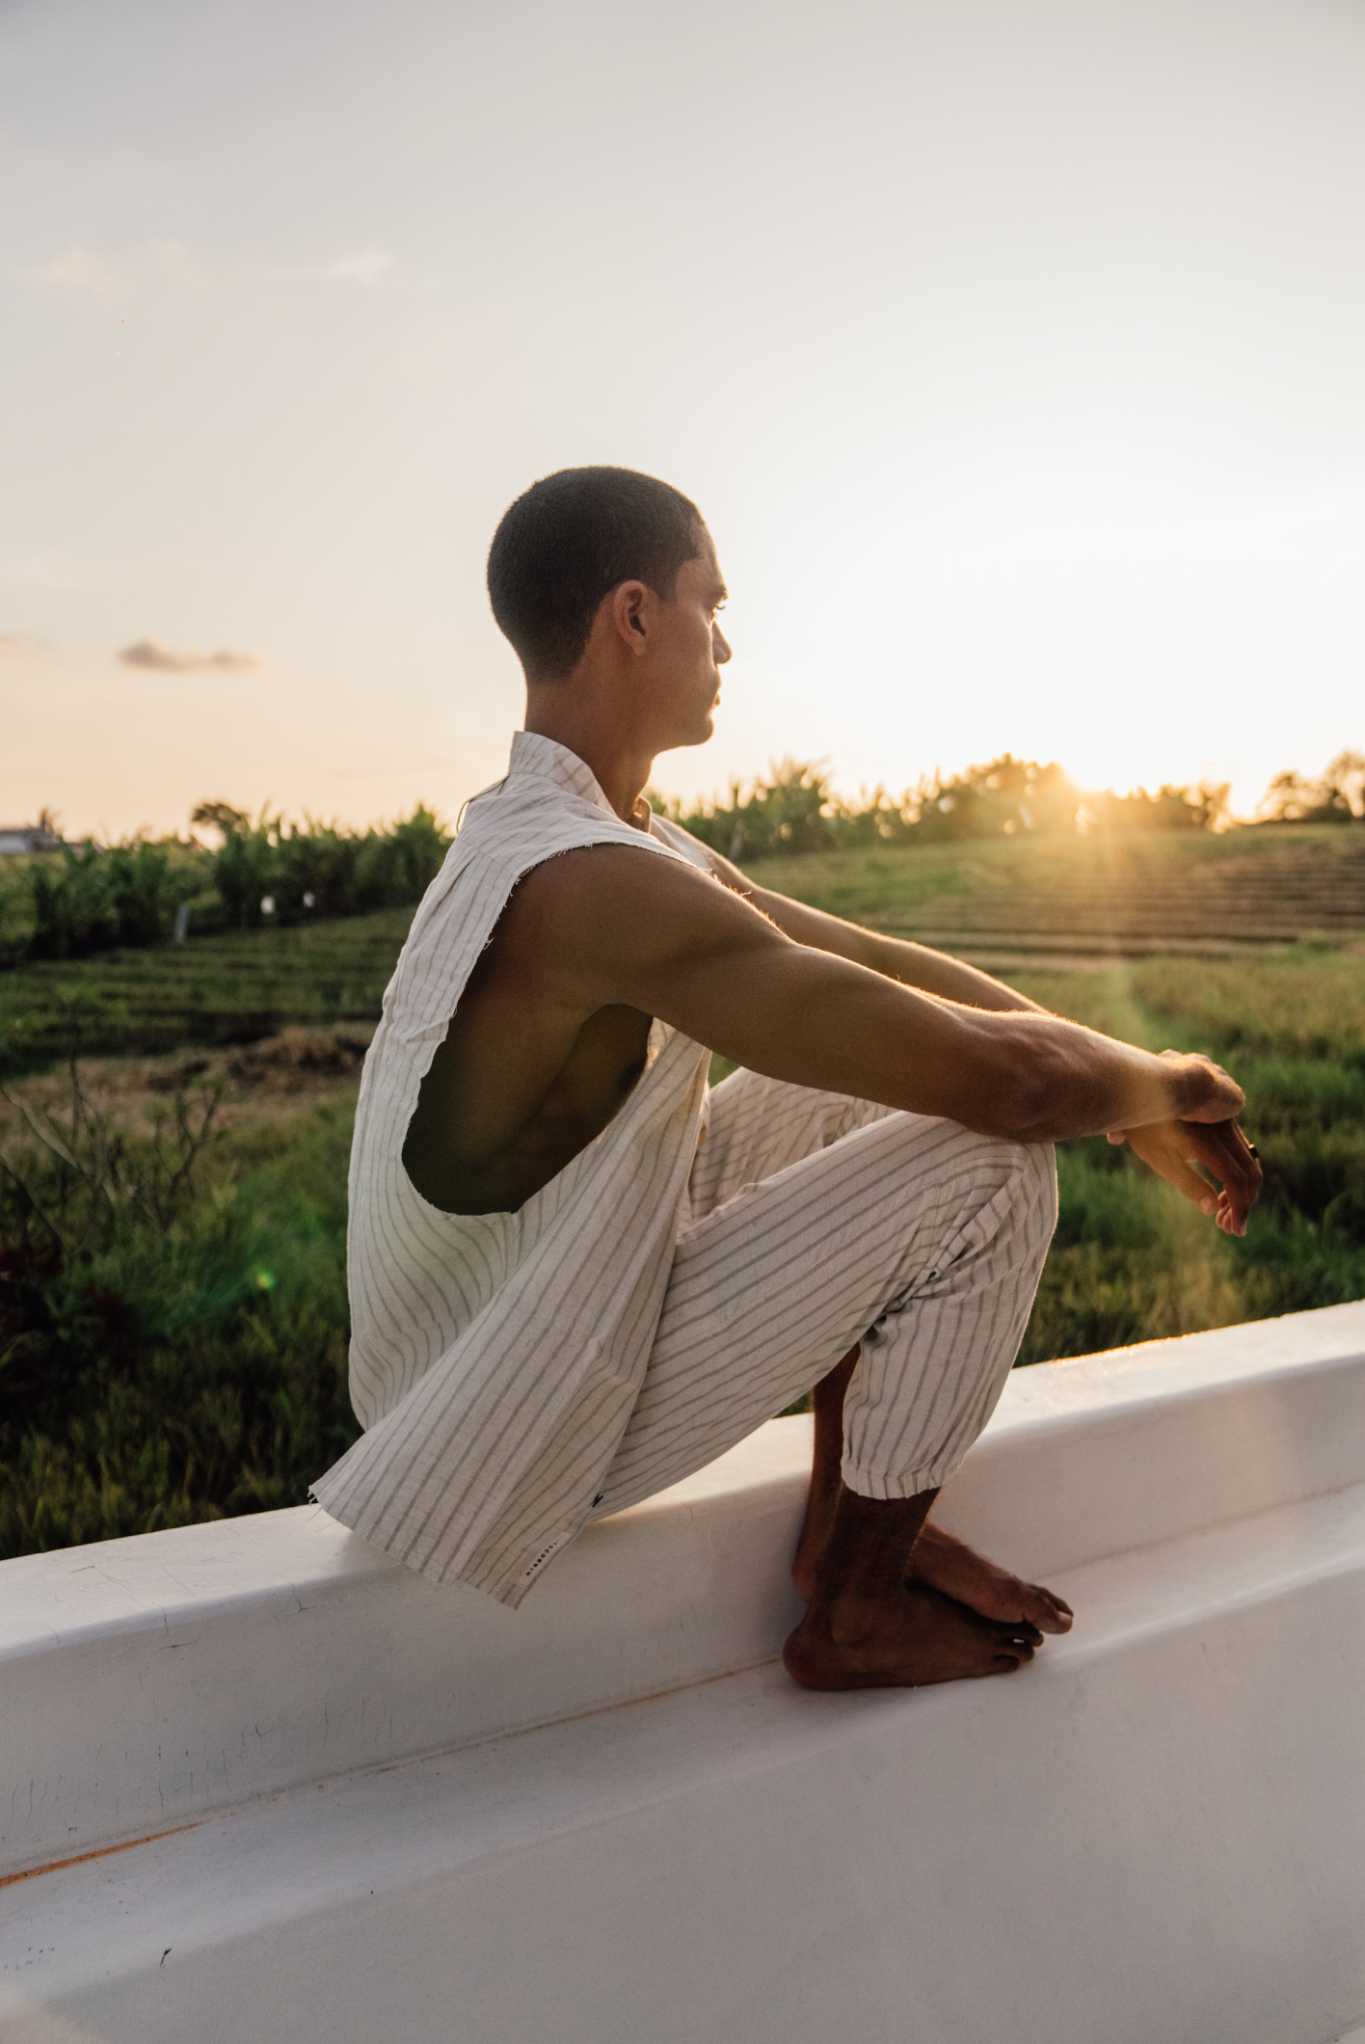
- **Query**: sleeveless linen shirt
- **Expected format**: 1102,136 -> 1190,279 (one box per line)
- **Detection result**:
307,731 -> 715,1609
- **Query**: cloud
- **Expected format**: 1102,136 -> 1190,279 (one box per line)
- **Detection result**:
258,247 -> 401,289
118,637 -> 260,674
322,247 -> 394,286
26,244 -> 119,292
21,240 -> 398,299
20,240 -> 199,298
0,631 -> 50,655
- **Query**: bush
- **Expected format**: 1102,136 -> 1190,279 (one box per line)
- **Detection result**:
22,838 -> 210,959
0,1059 -> 354,1552
209,802 -> 453,930
3,802 -> 455,961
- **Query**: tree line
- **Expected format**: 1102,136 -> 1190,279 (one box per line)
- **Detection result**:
3,749 -> 1360,964
652,748 -> 1364,864
0,802 -> 451,964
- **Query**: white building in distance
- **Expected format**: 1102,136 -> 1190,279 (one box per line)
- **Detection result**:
0,823 -> 63,855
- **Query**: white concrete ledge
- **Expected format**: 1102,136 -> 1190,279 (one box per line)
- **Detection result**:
5,1302 -> 1365,2044
6,1483 -> 1365,2043
3,1299 -> 1363,1885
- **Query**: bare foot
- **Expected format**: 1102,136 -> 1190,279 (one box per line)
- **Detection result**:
793,1518 -> 1073,1637
782,1580 -> 1040,1691
911,1523 -> 1073,1635
791,1511 -> 836,1605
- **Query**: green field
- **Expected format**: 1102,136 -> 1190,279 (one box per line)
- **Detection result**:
0,910 -> 411,1077
4,822 -> 1362,1078
1,824 -> 1362,1560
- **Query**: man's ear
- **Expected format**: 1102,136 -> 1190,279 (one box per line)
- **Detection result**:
612,579 -> 651,652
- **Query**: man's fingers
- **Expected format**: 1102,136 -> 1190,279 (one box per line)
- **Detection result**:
1195,1151 -> 1251,1229
1199,1120 -> 1263,1209
1164,1150 -> 1221,1215
1180,1121 -> 1263,1233
1222,1120 -> 1264,1202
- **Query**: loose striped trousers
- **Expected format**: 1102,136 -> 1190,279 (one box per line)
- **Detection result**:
587,1067 -> 1059,1523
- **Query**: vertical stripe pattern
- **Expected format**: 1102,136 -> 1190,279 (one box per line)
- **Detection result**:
307,730 -> 1058,1613
307,731 -> 717,1608
584,1068 -> 1059,1525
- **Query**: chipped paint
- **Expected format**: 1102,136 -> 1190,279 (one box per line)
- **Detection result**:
0,1820 -> 205,1889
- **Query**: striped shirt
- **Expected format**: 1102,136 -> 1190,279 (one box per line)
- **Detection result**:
307,730 -> 716,1609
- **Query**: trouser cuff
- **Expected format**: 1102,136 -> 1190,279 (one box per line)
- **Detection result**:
839,1451 -> 960,1501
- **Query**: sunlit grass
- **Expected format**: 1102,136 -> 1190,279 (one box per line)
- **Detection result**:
1000,958 -> 1364,1364
750,821 -> 1365,924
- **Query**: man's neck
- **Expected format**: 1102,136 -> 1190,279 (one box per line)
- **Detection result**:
522,706 -> 655,829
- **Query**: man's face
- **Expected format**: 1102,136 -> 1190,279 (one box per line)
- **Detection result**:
656,533 -> 732,747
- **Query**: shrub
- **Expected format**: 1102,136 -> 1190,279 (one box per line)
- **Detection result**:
0,1059 -> 354,1552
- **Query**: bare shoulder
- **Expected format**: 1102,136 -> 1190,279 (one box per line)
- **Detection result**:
501,835 -> 788,1015
505,836 -> 724,947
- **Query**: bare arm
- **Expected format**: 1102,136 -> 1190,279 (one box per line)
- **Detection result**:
512,845 -> 1243,1143
693,837 -> 1044,1014
671,831 -> 1261,1226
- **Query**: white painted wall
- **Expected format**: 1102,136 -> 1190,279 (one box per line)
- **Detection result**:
3,1301 -> 1364,2044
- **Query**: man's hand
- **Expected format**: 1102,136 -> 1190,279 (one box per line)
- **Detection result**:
1152,1046 -> 1246,1124
1106,1115 -> 1263,1237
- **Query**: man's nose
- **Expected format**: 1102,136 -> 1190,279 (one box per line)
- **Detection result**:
715,628 -> 732,663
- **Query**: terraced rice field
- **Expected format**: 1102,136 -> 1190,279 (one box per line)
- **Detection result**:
756,826 -> 1365,972
0,910 -> 412,1076
873,850 -> 1365,967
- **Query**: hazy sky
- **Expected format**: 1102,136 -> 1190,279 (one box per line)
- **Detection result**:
4,0 -> 1362,840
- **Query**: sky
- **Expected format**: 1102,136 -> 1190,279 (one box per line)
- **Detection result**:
3,0 -> 1362,841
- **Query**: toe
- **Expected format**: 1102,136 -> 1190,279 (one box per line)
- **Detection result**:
984,1575 -> 1060,1633
1030,1585 -> 1074,1633
984,1618 -> 1038,1651
1008,1620 -> 1044,1647
988,1619 -> 1038,1659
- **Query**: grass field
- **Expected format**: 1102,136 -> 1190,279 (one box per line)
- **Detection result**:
1,823 -> 1362,1560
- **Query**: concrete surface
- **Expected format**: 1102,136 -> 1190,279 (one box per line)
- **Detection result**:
2,1300 -> 1363,2043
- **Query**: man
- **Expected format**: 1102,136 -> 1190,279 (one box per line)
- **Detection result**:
308,465 -> 1261,1691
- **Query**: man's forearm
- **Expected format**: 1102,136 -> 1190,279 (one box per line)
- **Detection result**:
862,931 -> 1046,1016
726,874 -> 1240,1139
743,899 -> 1227,1139
864,937 -> 1214,1139
745,883 -> 1046,1015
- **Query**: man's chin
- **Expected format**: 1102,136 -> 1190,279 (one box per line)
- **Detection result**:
656,710 -> 717,754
